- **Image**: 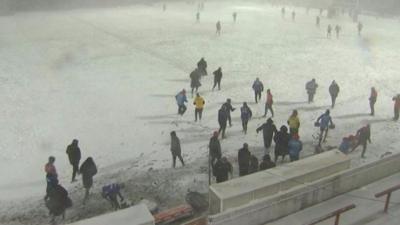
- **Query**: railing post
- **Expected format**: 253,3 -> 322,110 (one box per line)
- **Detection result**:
384,193 -> 391,213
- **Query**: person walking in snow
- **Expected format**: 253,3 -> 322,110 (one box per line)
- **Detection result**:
238,143 -> 251,176
248,154 -> 259,174
259,154 -> 276,171
175,89 -> 188,116
393,94 -> 400,121
209,131 -> 222,166
327,24 -> 332,38
66,139 -> 81,183
44,156 -> 58,201
316,109 -> 334,146
305,78 -> 318,103
264,89 -> 274,117
233,12 -> 237,23
212,67 -> 223,91
316,16 -> 320,27
218,105 -> 228,139
274,125 -> 290,163
170,131 -> 184,168
240,102 -> 253,134
256,118 -> 278,150
358,22 -> 363,36
223,98 -> 236,127
351,124 -> 371,158
329,80 -> 340,108
288,134 -> 303,162
197,57 -> 208,76
369,87 -> 377,116
213,157 -> 233,183
216,21 -> 221,35
335,25 -> 341,39
291,10 -> 296,22
193,93 -> 205,122
190,68 -> 201,96
287,110 -> 300,136
252,78 -> 264,103
79,157 -> 97,204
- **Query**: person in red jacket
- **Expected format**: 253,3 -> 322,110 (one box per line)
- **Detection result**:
369,87 -> 377,116
393,94 -> 400,121
263,89 -> 274,117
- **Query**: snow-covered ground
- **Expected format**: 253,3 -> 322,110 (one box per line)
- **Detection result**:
0,0 -> 399,224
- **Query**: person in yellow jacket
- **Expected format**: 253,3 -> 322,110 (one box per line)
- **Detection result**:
194,93 -> 205,122
287,110 -> 300,135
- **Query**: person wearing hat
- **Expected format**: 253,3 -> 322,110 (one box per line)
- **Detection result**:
175,89 -> 188,116
170,131 -> 185,168
238,143 -> 251,176
288,134 -> 303,162
209,131 -> 222,166
66,139 -> 81,183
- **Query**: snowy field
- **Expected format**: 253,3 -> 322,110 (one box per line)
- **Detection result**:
0,0 -> 400,224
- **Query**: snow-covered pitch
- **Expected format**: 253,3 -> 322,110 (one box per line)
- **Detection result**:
0,0 -> 399,224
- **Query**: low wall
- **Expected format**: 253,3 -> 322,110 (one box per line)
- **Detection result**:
208,152 -> 400,225
68,204 -> 155,225
209,150 -> 350,214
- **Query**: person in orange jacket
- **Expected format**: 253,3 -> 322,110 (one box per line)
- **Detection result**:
193,93 -> 205,122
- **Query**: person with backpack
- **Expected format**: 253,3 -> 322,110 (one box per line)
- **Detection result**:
238,143 -> 251,176
393,94 -> 400,121
351,124 -> 371,158
288,134 -> 303,162
329,80 -> 340,108
218,105 -> 228,139
259,154 -> 276,171
175,89 -> 188,116
274,125 -> 290,163
252,78 -> 264,103
287,110 -> 300,136
264,89 -> 274,117
316,109 -> 334,146
212,67 -> 223,91
170,131 -> 184,168
240,102 -> 253,134
369,87 -> 377,116
256,118 -> 278,151
305,78 -> 318,103
66,139 -> 81,183
213,157 -> 233,183
193,93 -> 205,122
209,131 -> 222,166
222,98 -> 236,127
79,157 -> 97,203
102,183 -> 125,210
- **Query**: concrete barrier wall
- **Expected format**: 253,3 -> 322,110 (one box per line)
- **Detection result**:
68,204 -> 155,225
209,150 -> 350,214
208,152 -> 400,225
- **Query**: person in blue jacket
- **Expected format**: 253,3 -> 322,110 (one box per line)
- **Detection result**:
175,89 -> 188,115
316,109 -> 334,146
288,134 -> 303,162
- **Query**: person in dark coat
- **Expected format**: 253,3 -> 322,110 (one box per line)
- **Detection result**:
329,80 -> 340,108
351,124 -> 371,158
213,157 -> 233,183
79,157 -> 97,203
170,131 -> 184,168
248,154 -> 259,174
222,98 -> 236,127
238,143 -> 251,176
218,106 -> 228,139
274,126 -> 290,163
256,118 -> 278,150
197,58 -> 208,75
305,78 -> 318,103
252,78 -> 264,103
209,131 -> 222,166
190,69 -> 202,96
66,139 -> 81,183
259,154 -> 276,171
45,184 -> 72,223
240,102 -> 253,134
212,67 -> 223,91
369,87 -> 377,116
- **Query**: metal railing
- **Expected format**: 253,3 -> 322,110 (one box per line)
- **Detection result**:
375,184 -> 400,213
304,204 -> 356,225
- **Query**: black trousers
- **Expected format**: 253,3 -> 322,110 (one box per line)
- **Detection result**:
178,105 -> 187,115
255,91 -> 262,103
195,108 -> 203,121
213,80 -> 221,90
264,103 -> 274,117
308,93 -> 315,103
71,162 -> 79,181
242,120 -> 249,133
394,108 -> 399,121
219,123 -> 227,138
172,154 -> 184,168
331,95 -> 337,108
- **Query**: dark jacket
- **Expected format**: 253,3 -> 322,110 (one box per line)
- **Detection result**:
222,102 -> 235,116
218,108 -> 228,126
248,155 -> 259,174
213,69 -> 222,82
329,82 -> 340,97
209,136 -> 222,159
197,59 -> 207,70
213,159 -> 232,183
46,184 -> 72,216
274,126 -> 290,156
357,126 -> 371,143
252,80 -> 264,92
66,144 -> 81,164
171,135 -> 181,156
256,119 -> 278,148
240,105 -> 253,122
238,147 -> 251,167
190,70 -> 201,88
259,155 -> 276,171
80,158 -> 97,189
